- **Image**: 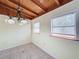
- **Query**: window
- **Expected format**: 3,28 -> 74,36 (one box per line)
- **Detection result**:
51,13 -> 76,39
33,22 -> 40,33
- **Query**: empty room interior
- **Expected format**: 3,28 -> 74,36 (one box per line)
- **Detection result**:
0,0 -> 79,59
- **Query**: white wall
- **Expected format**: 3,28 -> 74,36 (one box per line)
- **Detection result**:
32,0 -> 79,59
0,15 -> 31,51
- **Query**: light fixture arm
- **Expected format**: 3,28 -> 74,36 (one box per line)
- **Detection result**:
9,16 -> 12,19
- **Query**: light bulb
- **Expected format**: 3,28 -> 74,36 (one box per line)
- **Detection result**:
7,18 -> 15,24
8,19 -> 15,24
18,20 -> 27,25
21,20 -> 27,24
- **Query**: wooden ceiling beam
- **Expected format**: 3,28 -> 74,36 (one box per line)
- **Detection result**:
0,4 -> 17,16
9,0 -> 39,15
0,3 -> 33,19
58,0 -> 72,5
0,3 -> 16,16
54,0 -> 60,6
31,0 -> 47,12
54,0 -> 72,6
0,0 -> 72,20
0,2 -> 34,19
20,12 -> 33,19
54,0 -> 71,6
0,0 -> 35,19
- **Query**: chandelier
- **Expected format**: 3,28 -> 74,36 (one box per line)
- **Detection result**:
5,0 -> 28,25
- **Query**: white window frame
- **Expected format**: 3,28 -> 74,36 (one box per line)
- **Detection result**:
50,13 -> 76,40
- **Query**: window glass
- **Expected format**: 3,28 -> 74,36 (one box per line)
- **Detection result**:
51,13 -> 76,36
33,22 -> 40,33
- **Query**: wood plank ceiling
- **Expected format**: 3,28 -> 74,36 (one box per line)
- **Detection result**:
0,0 -> 72,20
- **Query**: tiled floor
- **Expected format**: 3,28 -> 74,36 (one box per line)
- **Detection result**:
0,43 -> 54,59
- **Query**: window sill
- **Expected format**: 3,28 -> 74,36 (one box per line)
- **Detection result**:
50,33 -> 76,40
